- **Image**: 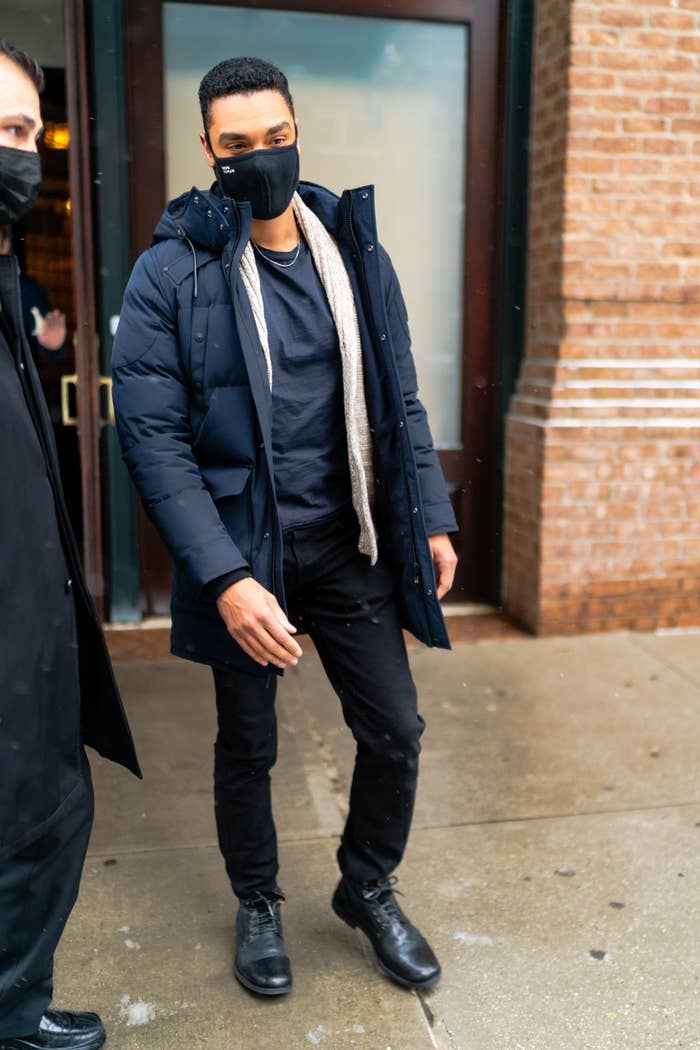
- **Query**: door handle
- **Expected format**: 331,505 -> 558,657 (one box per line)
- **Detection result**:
99,375 -> 115,427
60,373 -> 78,427
60,374 -> 115,427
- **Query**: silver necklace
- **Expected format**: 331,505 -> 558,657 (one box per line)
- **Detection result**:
252,238 -> 301,268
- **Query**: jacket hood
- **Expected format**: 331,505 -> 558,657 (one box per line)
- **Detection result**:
152,180 -> 347,254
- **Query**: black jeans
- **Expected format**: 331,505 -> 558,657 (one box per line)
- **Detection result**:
213,512 -> 424,900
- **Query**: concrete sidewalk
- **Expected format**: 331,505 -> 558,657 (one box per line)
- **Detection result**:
56,631 -> 700,1049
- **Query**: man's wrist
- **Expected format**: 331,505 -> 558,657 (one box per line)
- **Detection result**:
203,568 -> 252,602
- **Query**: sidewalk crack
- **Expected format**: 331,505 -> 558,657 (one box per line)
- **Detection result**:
416,989 -> 458,1049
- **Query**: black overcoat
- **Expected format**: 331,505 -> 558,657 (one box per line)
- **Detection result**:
113,181 -> 458,676
0,255 -> 140,857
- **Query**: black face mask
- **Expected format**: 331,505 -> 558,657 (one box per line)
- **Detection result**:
207,136 -> 299,220
0,145 -> 42,226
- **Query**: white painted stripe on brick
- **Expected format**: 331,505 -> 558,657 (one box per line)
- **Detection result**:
519,397 -> 700,407
560,380 -> 700,389
533,359 -> 700,368
509,414 -> 700,428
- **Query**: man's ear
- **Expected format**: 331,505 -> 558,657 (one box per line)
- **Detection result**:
295,120 -> 300,154
200,130 -> 215,169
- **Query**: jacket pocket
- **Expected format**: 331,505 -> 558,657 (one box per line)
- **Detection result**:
193,385 -> 256,464
200,462 -> 252,501
201,462 -> 254,566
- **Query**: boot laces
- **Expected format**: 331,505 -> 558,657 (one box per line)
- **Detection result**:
245,892 -> 283,936
361,876 -> 408,928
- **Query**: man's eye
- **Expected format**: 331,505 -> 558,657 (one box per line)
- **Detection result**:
272,137 -> 287,146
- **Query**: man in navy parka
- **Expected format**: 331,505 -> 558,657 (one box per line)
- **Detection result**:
113,57 -> 458,997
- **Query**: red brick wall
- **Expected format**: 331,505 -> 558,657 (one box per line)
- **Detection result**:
502,0 -> 700,634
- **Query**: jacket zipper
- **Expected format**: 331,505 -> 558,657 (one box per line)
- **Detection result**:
347,199 -> 427,604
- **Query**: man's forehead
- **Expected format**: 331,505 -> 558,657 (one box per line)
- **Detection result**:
0,56 -> 41,118
210,90 -> 292,126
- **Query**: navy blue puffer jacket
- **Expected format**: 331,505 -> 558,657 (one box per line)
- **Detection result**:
112,180 -> 457,674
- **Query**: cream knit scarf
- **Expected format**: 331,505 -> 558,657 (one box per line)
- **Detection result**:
239,191 -> 378,565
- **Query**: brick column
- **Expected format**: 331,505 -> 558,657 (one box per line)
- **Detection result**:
503,0 -> 700,634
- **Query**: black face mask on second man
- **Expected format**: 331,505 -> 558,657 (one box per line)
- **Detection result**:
0,145 -> 42,226
206,133 -> 300,221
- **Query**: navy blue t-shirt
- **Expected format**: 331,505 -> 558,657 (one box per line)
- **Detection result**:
256,237 -> 352,532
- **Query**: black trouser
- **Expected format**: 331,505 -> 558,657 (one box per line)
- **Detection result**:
213,512 -> 424,900
0,756 -> 93,1038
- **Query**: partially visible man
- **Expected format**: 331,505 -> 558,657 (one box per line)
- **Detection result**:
0,224 -> 82,540
0,40 -> 140,1050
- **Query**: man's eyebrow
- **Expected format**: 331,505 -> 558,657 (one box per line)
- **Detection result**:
217,121 -> 292,145
218,130 -> 251,144
266,121 -> 292,136
2,112 -> 40,132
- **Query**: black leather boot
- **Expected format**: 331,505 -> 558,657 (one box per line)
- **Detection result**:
234,891 -> 292,996
332,876 -> 441,989
0,1009 -> 106,1049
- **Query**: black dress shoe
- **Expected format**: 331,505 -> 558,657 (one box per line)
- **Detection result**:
333,876 -> 442,989
234,891 -> 292,996
0,1009 -> 106,1050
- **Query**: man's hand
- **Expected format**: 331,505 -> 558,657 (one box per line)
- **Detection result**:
428,533 -> 458,600
216,577 -> 302,669
34,309 -> 67,351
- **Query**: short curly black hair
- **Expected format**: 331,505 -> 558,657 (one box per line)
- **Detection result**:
198,56 -> 294,130
0,39 -> 44,93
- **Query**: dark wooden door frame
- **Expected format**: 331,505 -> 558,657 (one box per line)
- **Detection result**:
123,0 -> 505,611
89,0 -> 142,623
64,0 -> 105,615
